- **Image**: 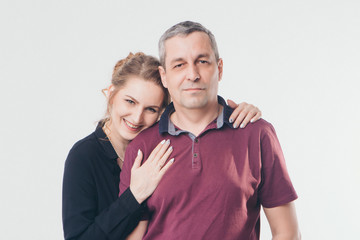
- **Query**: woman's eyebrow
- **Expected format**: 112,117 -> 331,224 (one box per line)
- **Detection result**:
125,95 -> 138,103
125,95 -> 161,109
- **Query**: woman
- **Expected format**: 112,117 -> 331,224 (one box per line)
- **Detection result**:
62,52 -> 261,240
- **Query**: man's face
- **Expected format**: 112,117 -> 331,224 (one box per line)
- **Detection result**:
159,32 -> 223,111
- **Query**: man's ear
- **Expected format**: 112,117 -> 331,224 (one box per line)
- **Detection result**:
159,66 -> 168,88
217,58 -> 223,82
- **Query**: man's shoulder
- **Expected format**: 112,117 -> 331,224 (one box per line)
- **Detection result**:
226,118 -> 278,143
127,122 -> 162,153
135,122 -> 161,140
237,118 -> 275,134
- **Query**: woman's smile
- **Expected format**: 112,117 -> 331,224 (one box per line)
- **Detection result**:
123,118 -> 142,132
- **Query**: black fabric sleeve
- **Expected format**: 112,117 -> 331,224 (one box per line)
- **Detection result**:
62,147 -> 145,240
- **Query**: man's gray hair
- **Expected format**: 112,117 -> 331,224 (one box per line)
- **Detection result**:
158,21 -> 219,68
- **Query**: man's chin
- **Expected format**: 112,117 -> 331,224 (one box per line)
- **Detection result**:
181,99 -> 208,109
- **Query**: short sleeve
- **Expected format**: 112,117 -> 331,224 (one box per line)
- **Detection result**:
258,124 -> 298,208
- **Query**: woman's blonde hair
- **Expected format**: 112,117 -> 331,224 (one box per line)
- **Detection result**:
101,52 -> 170,125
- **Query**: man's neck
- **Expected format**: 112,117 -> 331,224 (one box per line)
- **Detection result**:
171,101 -> 222,136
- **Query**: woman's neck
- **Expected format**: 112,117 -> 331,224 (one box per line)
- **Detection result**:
103,121 -> 129,167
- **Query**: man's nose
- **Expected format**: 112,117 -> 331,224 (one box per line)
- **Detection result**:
186,64 -> 200,82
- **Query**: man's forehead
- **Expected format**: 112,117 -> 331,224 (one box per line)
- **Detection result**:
165,31 -> 210,46
164,32 -> 215,60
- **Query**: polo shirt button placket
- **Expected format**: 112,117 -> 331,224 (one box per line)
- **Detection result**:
192,137 -> 201,169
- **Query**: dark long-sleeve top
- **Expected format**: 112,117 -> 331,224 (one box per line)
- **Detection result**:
62,125 -> 145,240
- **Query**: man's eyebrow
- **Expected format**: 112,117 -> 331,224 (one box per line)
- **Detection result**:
197,53 -> 210,59
170,57 -> 185,64
170,54 -> 211,64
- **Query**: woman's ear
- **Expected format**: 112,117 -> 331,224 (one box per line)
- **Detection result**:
102,84 -> 114,98
108,84 -> 114,95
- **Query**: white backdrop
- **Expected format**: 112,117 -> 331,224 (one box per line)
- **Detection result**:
1,0 -> 359,239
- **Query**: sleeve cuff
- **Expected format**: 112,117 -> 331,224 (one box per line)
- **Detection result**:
121,187 -> 144,212
94,187 -> 146,236
262,193 -> 298,208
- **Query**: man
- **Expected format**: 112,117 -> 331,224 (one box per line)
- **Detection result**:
120,21 -> 300,240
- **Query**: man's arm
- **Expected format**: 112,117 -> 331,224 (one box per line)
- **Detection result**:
263,201 -> 301,240
126,220 -> 148,240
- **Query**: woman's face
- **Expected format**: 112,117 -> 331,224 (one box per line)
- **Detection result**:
109,76 -> 165,142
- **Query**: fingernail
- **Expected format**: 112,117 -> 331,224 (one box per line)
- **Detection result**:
250,119 -> 254,123
137,149 -> 141,155
165,139 -> 170,144
229,118 -> 233,123
169,146 -> 173,152
169,158 -> 174,163
233,123 -> 237,128
160,139 -> 165,144
240,124 -> 245,128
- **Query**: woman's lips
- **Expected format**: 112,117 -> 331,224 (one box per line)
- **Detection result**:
123,119 -> 141,132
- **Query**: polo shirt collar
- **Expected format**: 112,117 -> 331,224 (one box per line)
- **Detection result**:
94,123 -> 118,160
159,95 -> 235,135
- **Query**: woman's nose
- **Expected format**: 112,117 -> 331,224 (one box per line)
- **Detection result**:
132,107 -> 144,124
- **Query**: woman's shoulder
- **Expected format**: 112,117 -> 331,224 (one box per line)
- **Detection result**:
65,131 -> 100,167
63,131 -> 101,192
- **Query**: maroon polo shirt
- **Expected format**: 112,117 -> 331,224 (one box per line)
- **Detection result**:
120,96 -> 298,240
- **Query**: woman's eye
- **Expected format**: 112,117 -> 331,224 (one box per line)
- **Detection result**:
126,99 -> 135,104
147,108 -> 157,113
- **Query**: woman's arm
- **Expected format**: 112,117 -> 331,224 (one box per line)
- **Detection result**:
119,140 -> 175,239
129,140 -> 174,204
227,99 -> 262,128
126,220 -> 149,240
63,140 -> 174,240
62,149 -> 144,240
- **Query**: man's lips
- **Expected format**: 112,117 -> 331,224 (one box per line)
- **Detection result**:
183,87 -> 205,91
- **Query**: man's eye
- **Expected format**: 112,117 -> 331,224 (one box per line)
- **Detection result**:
174,63 -> 183,68
199,60 -> 208,64
126,99 -> 135,104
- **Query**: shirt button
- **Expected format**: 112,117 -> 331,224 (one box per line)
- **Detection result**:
194,139 -> 198,143
194,153 -> 198,157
